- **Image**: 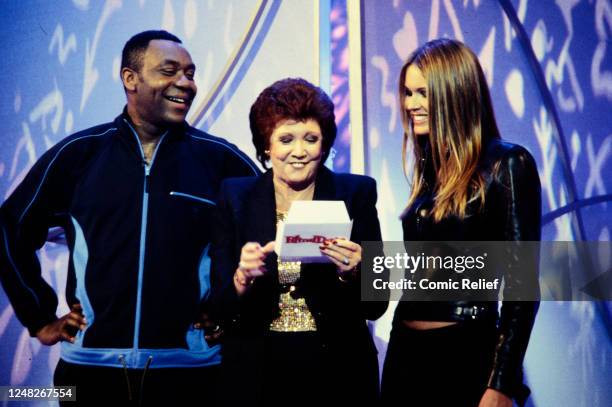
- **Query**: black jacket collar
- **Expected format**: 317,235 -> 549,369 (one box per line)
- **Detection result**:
115,107 -> 190,141
113,107 -> 190,162
243,165 -> 337,245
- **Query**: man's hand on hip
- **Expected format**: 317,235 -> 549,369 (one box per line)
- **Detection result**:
35,303 -> 87,345
194,311 -> 223,346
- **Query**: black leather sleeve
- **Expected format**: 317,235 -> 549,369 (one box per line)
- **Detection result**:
487,146 -> 541,406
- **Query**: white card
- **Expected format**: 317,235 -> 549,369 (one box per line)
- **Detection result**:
275,200 -> 353,263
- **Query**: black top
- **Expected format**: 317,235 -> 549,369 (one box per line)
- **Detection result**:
210,166 -> 389,406
395,138 -> 541,405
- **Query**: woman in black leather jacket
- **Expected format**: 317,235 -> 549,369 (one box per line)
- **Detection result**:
380,39 -> 541,407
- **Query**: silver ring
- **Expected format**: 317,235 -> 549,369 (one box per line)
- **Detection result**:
342,257 -> 350,266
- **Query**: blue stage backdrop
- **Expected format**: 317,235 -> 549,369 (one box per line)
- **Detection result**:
0,1 -> 610,407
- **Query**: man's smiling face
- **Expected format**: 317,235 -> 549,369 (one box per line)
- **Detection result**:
127,39 -> 197,127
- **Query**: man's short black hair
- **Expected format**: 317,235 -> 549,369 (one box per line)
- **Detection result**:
121,30 -> 182,72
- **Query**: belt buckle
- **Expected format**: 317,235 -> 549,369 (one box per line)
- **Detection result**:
471,305 -> 479,319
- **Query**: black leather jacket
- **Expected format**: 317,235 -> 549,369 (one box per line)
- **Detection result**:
395,138 -> 541,406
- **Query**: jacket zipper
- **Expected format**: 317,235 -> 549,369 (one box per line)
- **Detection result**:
125,120 -> 167,365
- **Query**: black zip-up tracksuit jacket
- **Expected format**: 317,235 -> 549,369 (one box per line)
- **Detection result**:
0,111 -> 259,369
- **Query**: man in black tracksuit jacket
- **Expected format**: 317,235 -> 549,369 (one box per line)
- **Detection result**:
0,30 -> 258,405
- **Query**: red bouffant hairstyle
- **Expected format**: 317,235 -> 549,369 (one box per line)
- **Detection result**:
249,78 -> 337,168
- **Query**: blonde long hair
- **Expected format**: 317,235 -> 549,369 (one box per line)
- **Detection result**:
399,38 -> 500,222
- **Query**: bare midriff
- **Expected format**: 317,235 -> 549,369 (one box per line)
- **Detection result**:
402,320 -> 458,330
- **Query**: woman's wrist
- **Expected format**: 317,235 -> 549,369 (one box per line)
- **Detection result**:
337,266 -> 358,283
233,269 -> 254,294
234,272 -> 250,286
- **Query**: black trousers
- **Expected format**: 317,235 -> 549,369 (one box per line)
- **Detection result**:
380,321 -> 497,407
259,331 -> 330,407
54,359 -> 220,406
